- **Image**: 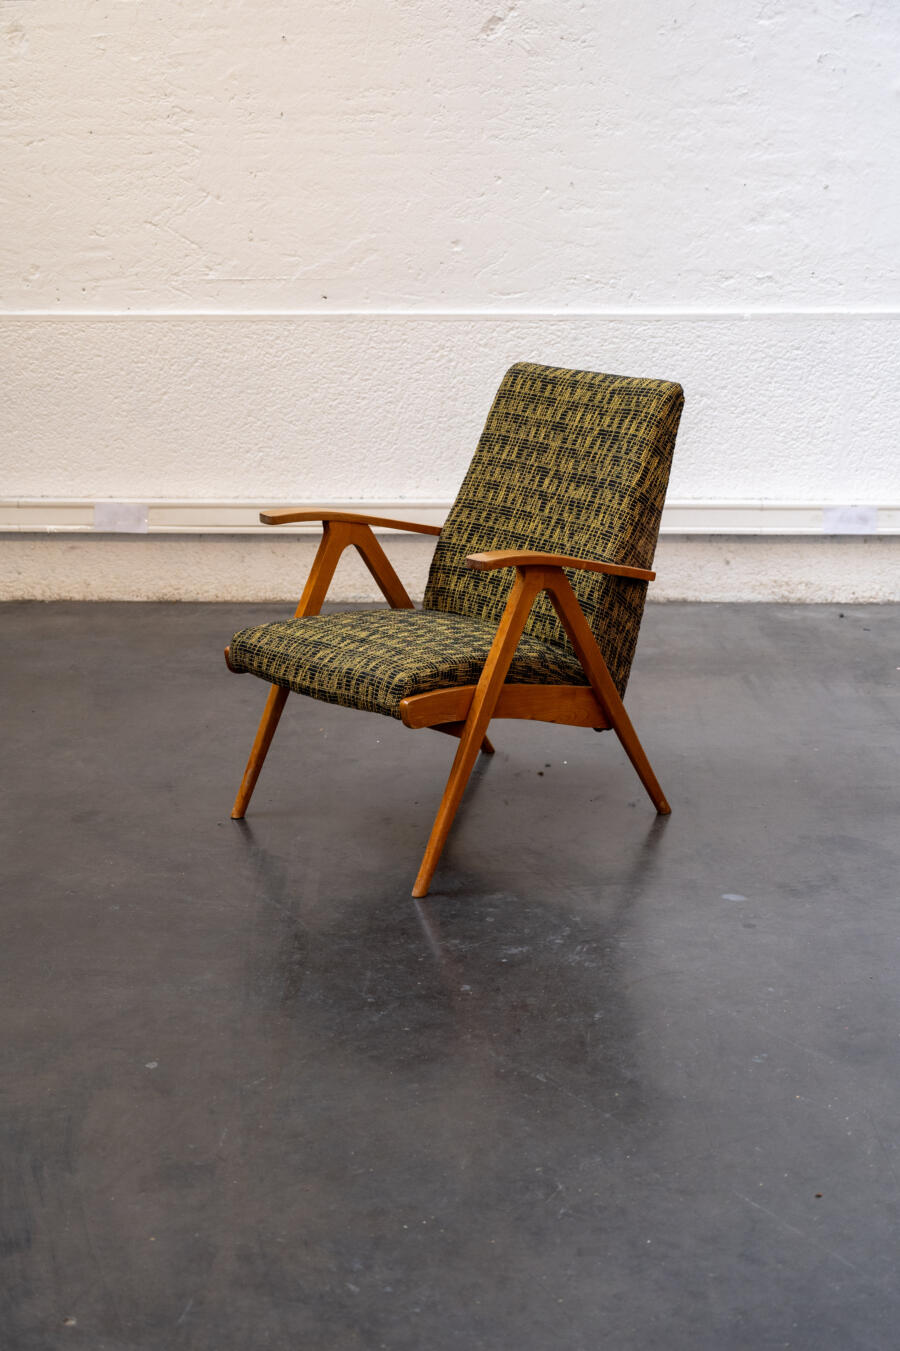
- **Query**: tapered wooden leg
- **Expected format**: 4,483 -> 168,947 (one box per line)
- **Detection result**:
602,699 -> 669,813
230,522 -> 356,817
231,684 -> 290,818
546,573 -> 670,814
412,572 -> 540,897
229,518 -> 419,818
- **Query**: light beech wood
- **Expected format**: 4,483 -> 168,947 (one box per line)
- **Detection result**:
260,507 -> 442,535
467,549 -> 655,581
432,723 -> 496,754
230,518 -> 417,819
412,570 -> 545,897
400,683 -> 610,730
229,517 -> 491,819
411,560 -> 668,897
542,568 -> 670,816
228,519 -> 667,897
231,523 -> 350,817
349,527 -> 417,610
230,683 -> 291,818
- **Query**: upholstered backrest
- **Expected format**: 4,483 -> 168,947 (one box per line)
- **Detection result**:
423,362 -> 684,695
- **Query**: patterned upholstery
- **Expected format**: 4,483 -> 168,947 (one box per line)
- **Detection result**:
425,363 -> 683,695
228,362 -> 683,717
228,609 -> 587,720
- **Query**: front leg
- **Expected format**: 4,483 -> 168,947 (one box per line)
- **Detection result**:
230,521 -> 363,818
231,517 -> 420,819
412,568 -> 543,897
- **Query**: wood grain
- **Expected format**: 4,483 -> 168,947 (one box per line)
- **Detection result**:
400,683 -> 610,730
260,507 -> 442,535
466,549 -> 654,581
410,560 -> 668,896
230,517 -> 416,818
412,569 -> 545,897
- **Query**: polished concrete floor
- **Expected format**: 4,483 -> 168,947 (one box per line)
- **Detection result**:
2,601 -> 899,1350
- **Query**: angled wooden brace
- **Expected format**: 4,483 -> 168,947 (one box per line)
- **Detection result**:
411,555 -> 669,898
227,512 -> 491,820
229,516 -> 415,819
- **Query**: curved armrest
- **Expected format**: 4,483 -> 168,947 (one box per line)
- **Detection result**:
260,507 -> 442,536
466,549 -> 655,582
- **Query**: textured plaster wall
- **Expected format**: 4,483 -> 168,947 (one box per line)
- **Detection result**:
2,0 -> 899,600
3,315 -> 900,505
5,0 -> 899,311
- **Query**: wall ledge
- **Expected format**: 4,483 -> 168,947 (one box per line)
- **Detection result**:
1,500 -> 898,537
3,308 -> 900,321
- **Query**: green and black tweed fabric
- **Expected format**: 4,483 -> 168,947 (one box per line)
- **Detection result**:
229,609 -> 587,719
424,362 -> 683,697
229,362 -> 683,718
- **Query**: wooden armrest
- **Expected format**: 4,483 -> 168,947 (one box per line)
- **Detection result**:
466,549 -> 655,582
259,508 -> 442,535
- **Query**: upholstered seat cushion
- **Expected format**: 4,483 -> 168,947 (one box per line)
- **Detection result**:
228,608 -> 588,720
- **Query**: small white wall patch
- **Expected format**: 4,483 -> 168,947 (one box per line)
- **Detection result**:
93,502 -> 148,534
822,505 -> 878,534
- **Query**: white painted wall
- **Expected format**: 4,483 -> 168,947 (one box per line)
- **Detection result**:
2,0 -> 899,600
6,0 -> 899,311
3,314 -> 900,503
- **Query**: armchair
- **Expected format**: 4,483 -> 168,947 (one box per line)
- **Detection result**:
224,362 -> 684,896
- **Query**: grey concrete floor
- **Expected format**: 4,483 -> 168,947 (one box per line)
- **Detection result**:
2,601 -> 899,1351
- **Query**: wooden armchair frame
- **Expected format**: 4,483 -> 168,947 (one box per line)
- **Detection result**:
227,509 -> 669,898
